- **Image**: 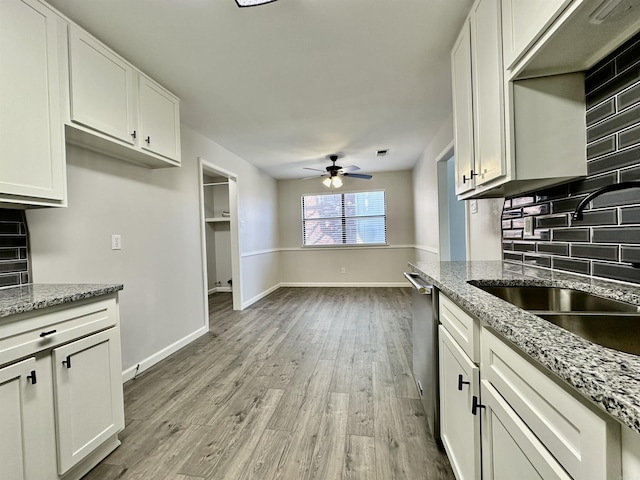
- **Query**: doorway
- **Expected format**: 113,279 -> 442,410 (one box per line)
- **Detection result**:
437,153 -> 466,261
199,158 -> 241,314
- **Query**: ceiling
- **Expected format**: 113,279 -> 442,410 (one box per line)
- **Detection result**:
47,0 -> 473,179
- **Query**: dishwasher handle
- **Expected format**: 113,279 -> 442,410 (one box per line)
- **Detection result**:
403,272 -> 433,295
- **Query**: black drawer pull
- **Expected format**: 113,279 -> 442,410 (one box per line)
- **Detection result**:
458,374 -> 470,391
40,329 -> 57,338
62,356 -> 72,369
131,130 -> 137,139
27,370 -> 37,384
472,395 -> 485,416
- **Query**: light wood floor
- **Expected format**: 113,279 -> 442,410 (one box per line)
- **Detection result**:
85,287 -> 454,480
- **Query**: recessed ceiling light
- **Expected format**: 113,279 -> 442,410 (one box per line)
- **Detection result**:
235,0 -> 278,7
376,149 -> 389,157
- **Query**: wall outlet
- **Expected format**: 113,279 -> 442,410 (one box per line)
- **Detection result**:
341,267 -> 346,274
524,217 -> 534,236
470,199 -> 478,214
111,234 -> 121,250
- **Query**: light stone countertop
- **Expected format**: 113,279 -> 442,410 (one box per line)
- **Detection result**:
409,260 -> 640,434
0,283 -> 123,319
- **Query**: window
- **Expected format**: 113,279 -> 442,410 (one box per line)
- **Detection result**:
302,190 -> 387,246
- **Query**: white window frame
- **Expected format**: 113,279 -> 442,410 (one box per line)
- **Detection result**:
301,190 -> 387,247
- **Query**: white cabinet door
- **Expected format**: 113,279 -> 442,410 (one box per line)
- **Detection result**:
501,0 -> 572,70
69,25 -> 136,145
0,357 -> 46,480
0,0 -> 65,203
439,326 -> 481,480
452,20 -> 475,195
481,380 -> 572,480
52,328 -> 124,474
139,75 -> 181,162
471,0 -> 506,187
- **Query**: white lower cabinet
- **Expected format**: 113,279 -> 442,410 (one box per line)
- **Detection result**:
0,357 -> 48,480
437,294 -> 624,480
439,325 -> 481,480
53,328 -> 124,474
481,379 -> 571,480
0,294 -> 124,480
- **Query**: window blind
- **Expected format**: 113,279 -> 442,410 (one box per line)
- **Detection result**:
301,190 -> 386,246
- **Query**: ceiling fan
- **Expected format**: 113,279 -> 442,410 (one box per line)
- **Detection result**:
302,154 -> 373,188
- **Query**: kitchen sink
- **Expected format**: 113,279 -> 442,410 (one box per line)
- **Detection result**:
538,313 -> 640,356
472,285 -> 640,313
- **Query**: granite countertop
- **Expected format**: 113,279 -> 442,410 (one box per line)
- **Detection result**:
0,283 -> 124,319
409,260 -> 640,434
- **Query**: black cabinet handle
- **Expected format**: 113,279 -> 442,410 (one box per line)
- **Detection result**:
145,136 -> 150,144
458,374 -> 470,391
131,130 -> 137,139
62,356 -> 72,369
462,170 -> 478,184
40,329 -> 57,338
472,395 -> 485,416
27,370 -> 37,384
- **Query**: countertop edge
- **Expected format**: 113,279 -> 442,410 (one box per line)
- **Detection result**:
0,284 -> 124,319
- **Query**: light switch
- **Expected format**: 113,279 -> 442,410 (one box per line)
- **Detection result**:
470,200 -> 478,214
524,217 -> 534,236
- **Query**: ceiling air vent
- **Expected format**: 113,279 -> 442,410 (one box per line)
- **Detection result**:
376,149 -> 389,157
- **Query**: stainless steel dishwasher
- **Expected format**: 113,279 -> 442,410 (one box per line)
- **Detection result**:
404,271 -> 440,443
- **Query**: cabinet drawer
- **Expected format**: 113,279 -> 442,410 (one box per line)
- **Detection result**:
439,294 -> 480,363
481,328 -> 621,480
0,296 -> 117,366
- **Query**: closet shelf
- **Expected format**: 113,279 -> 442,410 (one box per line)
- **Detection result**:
206,217 -> 231,223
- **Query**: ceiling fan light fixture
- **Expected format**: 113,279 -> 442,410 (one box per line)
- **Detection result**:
322,176 -> 343,189
235,0 -> 278,7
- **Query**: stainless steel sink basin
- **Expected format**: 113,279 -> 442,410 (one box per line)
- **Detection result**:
538,313 -> 640,356
473,285 -> 639,313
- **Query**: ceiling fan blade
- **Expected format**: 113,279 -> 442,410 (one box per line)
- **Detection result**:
301,174 -> 328,180
341,165 -> 360,172
343,173 -> 372,179
303,167 -> 326,172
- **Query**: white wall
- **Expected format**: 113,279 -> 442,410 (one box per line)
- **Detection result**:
26,124 -> 280,376
466,197 -> 503,261
278,171 -> 414,286
412,115 -> 455,262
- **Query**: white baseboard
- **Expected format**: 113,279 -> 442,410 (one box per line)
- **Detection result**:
208,286 -> 232,294
121,326 -> 209,383
279,282 -> 409,288
242,283 -> 281,309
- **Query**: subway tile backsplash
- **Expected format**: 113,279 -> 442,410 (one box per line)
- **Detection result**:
502,32 -> 640,285
0,209 -> 30,288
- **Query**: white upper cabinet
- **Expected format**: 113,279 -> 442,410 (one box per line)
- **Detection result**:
139,75 -> 181,161
501,0 -> 572,70
452,21 -> 475,195
68,26 -> 137,145
451,0 -> 587,199
65,25 -> 181,168
0,0 -> 66,207
470,0 -> 506,188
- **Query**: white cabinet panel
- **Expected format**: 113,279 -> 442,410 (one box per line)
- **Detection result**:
501,0 -> 571,69
0,0 -> 66,205
53,327 -> 124,474
0,357 -> 46,480
139,75 -> 181,161
471,0 -> 505,187
439,326 -> 481,480
452,20 -> 475,195
481,380 -> 572,480
68,25 -> 136,145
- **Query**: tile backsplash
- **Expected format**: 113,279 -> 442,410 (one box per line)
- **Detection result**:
0,209 -> 30,288
502,32 -> 640,285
